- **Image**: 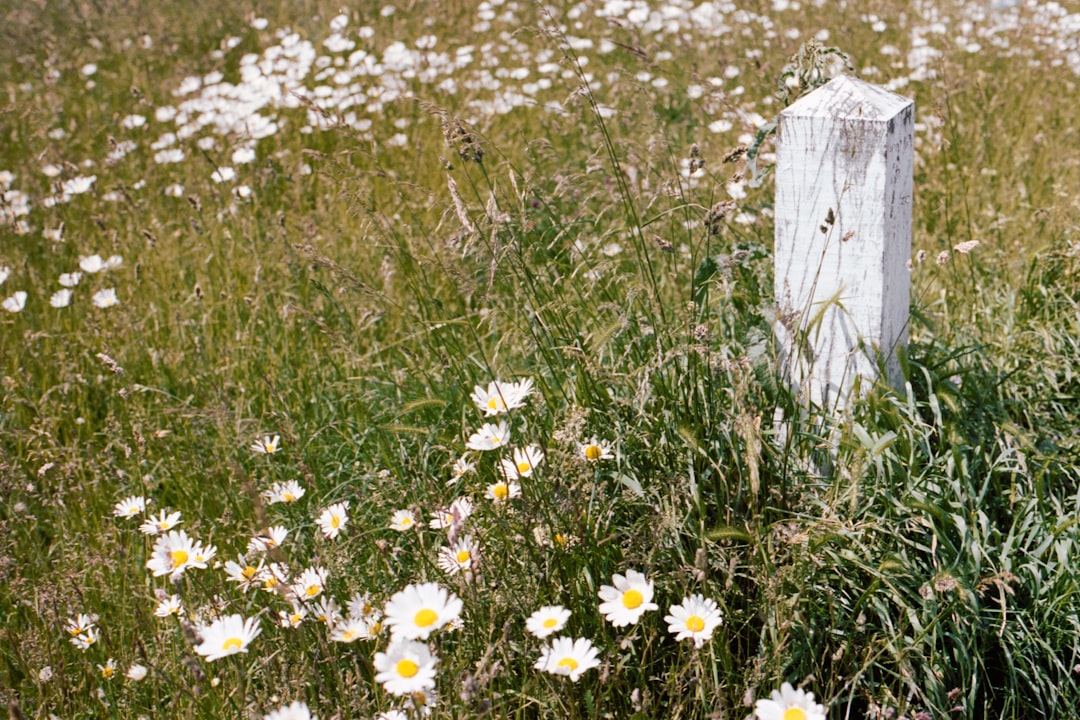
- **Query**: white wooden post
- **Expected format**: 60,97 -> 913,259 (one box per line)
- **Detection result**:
774,75 -> 913,411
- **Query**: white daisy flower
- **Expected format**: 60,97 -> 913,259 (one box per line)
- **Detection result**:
112,495 -> 146,518
664,594 -> 723,648
436,535 -> 479,576
373,638 -> 438,695
533,637 -> 600,682
428,496 -> 473,530
525,605 -> 571,639
309,597 -> 343,626
279,602 -> 307,628
64,613 -> 98,637
126,663 -> 148,681
139,508 -> 182,535
316,501 -> 350,539
330,615 -> 379,643
97,658 -> 117,680
470,378 -> 534,415
145,530 -> 200,579
500,444 -> 544,479
91,288 -> 119,308
0,266 -> 9,285
383,582 -> 463,640
447,454 -> 476,486
389,509 -> 418,531
58,272 -> 81,287
49,288 -> 73,308
597,569 -> 659,627
485,479 -> 521,503
251,434 -> 281,455
465,421 -> 510,451
79,254 -> 106,273
224,554 -> 267,592
753,682 -> 827,720
70,626 -> 99,650
193,614 -> 261,662
154,594 -> 184,618
264,700 -> 315,720
264,480 -> 304,504
292,566 -> 329,601
2,291 -> 27,313
248,525 -> 288,554
578,437 -> 614,461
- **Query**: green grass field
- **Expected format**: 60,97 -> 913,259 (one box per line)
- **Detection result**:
2,0 -> 1080,718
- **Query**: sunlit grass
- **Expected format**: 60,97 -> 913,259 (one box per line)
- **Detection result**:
2,0 -> 1080,718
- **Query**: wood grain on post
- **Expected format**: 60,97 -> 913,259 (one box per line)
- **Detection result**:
774,74 -> 914,411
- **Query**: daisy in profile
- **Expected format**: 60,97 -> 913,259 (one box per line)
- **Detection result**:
264,480 -> 305,504
500,444 -> 544,479
49,289 -> 73,308
65,613 -> 98,638
113,495 -> 146,518
447,455 -> 476,486
465,421 -> 510,451
251,434 -> 281,455
436,535 -> 479,576
264,700 -> 315,720
154,594 -> 184,618
316,501 -> 350,539
471,378 -> 533,416
533,526 -> 579,550
598,569 -> 658,627
373,638 -> 438,695
292,566 -> 329,601
533,637 -> 600,682
330,616 -> 371,644
428,496 -> 473,530
194,614 -> 262,662
2,291 -> 27,313
389,509 -> 418,531
71,626 -> 99,650
139,508 -> 182,535
485,479 -> 521,504
525,605 -> 571,639
247,525 -> 288,554
578,437 -> 614,462
664,594 -> 723,648
348,592 -> 378,622
79,254 -> 106,273
383,582 -> 463,640
58,272 -> 81,287
753,682 -> 827,720
92,288 -> 119,308
126,663 -> 148,681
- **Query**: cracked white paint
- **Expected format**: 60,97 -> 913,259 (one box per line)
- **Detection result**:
774,75 -> 913,411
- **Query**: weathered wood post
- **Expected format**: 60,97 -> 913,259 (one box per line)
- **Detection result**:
774,75 -> 913,411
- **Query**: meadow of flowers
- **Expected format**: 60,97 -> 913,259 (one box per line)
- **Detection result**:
2,0 -> 1080,718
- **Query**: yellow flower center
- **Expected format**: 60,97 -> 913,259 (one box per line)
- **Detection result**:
491,435 -> 502,444
401,517 -> 413,526
557,657 -> 579,671
554,533 -> 570,547
686,615 -> 706,632
396,659 -> 419,678
242,566 -> 258,580
622,589 -> 644,609
222,637 -> 243,652
264,576 -> 280,588
493,484 -> 509,500
305,584 -> 321,597
290,613 -> 302,624
414,609 -> 438,627
170,549 -> 189,567
487,398 -> 502,410
331,515 -> 341,529
783,709 -> 807,720
342,630 -> 356,641
100,666 -> 114,679
283,492 -> 295,502
517,461 -> 531,473
542,618 -> 558,629
584,445 -> 602,460
456,550 -> 471,563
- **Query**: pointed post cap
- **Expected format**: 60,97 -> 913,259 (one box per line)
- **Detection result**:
780,74 -> 912,121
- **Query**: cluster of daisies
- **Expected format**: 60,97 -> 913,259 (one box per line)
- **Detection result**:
0,251 -> 122,313
79,378 -> 827,720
